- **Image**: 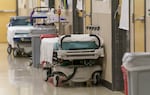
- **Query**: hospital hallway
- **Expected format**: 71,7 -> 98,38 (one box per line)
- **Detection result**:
0,43 -> 124,95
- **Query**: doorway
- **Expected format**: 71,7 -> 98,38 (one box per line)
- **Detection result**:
0,0 -> 16,42
130,0 -> 146,52
49,0 -> 55,8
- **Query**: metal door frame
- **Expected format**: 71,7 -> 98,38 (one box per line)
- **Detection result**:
144,0 -> 146,51
16,0 -> 18,15
112,0 -> 147,91
112,0 -> 130,91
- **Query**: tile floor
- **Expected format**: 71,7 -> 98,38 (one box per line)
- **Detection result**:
0,43 -> 124,95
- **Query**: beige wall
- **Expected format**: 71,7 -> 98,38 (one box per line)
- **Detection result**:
146,0 -> 150,51
92,13 -> 112,83
92,0 -> 112,83
146,17 -> 150,51
85,0 -> 91,31
18,0 -> 40,16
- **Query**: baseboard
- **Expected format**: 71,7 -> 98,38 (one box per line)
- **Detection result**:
101,79 -> 112,90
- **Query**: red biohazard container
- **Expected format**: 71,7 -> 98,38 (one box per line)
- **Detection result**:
121,66 -> 128,95
40,34 -> 58,39
121,52 -> 150,95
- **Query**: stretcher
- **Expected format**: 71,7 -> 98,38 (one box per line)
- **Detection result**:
57,34 -> 104,60
30,7 -> 68,26
40,34 -> 104,86
7,16 -> 34,57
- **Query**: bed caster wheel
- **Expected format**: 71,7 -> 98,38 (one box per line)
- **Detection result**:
86,81 -> 92,87
43,68 -> 52,82
13,49 -> 20,57
53,75 -> 59,87
69,81 -> 74,87
42,70 -> 48,81
7,45 -> 12,54
21,52 -> 25,56
28,62 -> 33,66
92,72 -> 101,85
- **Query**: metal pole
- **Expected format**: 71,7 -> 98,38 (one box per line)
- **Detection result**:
90,0 -> 92,25
58,6 -> 61,34
16,0 -> 18,16
83,0 -> 85,33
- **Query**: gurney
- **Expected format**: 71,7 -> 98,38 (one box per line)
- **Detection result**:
40,34 -> 104,64
40,34 -> 104,86
7,16 -> 34,57
57,34 -> 104,60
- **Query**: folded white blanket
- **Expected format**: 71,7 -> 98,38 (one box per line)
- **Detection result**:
40,37 -> 59,64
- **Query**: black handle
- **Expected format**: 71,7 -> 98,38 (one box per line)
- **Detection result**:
97,26 -> 100,31
60,35 -> 71,49
90,34 -> 101,48
60,34 -> 101,49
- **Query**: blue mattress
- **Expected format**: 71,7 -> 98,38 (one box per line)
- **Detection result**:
61,41 -> 98,50
9,18 -> 31,26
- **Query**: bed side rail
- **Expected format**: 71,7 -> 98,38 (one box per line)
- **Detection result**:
60,34 -> 101,50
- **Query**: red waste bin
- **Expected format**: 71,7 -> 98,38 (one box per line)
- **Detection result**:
121,66 -> 128,95
121,52 -> 150,95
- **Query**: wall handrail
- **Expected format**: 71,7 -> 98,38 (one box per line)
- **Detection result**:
0,10 -> 16,13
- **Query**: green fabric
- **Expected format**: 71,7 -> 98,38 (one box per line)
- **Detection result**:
54,43 -> 59,50
61,41 -> 98,50
60,60 -> 71,66
61,0 -> 68,9
10,19 -> 31,26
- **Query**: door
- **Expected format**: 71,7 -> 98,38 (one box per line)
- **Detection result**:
0,0 -> 16,43
49,0 -> 55,8
84,0 -> 92,33
130,0 -> 145,52
73,0 -> 83,34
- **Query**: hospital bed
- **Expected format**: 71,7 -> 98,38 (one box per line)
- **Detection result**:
7,16 -> 34,57
30,7 -> 59,25
40,34 -> 104,86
